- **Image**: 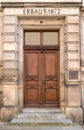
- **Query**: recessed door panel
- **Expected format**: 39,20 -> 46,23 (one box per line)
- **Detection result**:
44,52 -> 57,77
26,53 -> 39,76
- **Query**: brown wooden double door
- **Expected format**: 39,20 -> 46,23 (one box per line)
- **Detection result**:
24,49 -> 60,108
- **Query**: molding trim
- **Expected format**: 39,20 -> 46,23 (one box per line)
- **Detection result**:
1,2 -> 81,8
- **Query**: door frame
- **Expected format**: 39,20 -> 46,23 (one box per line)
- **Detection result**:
23,30 -> 60,108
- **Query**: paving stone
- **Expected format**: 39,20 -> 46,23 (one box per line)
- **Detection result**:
11,118 -> 72,126
0,122 -> 4,128
0,124 -> 83,130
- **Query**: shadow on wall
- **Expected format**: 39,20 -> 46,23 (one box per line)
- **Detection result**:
0,91 -> 3,120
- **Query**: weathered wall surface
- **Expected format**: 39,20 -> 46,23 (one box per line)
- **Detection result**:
0,8 -> 3,120
64,14 -> 83,122
0,0 -> 83,122
1,14 -> 19,121
0,0 -> 81,3
80,10 -> 84,121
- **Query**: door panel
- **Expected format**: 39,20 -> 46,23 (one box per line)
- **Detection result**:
24,51 -> 40,107
42,51 -> 59,107
26,53 -> 39,76
44,52 -> 57,77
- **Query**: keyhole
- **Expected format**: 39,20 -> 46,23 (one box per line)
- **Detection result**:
40,21 -> 43,24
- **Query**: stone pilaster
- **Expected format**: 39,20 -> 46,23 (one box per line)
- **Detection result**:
1,15 -> 19,121
3,15 -> 18,82
65,15 -> 83,122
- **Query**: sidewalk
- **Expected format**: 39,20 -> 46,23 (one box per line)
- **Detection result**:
82,125 -> 84,129
0,122 -> 4,129
0,122 -> 83,130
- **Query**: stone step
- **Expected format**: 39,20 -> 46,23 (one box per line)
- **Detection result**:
11,108 -> 72,126
23,108 -> 61,113
11,118 -> 72,126
18,112 -> 66,120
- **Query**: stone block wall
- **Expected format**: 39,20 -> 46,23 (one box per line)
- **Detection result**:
65,16 -> 80,81
1,15 -> 19,121
3,15 -> 18,81
64,15 -> 83,122
0,4 -> 83,122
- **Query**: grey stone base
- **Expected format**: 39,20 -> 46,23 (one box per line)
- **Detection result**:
0,123 -> 83,130
11,118 -> 72,126
66,107 -> 83,122
1,107 -> 18,122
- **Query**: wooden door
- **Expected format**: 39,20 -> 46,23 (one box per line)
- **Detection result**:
24,31 -> 60,108
42,50 -> 59,107
24,51 -> 41,107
